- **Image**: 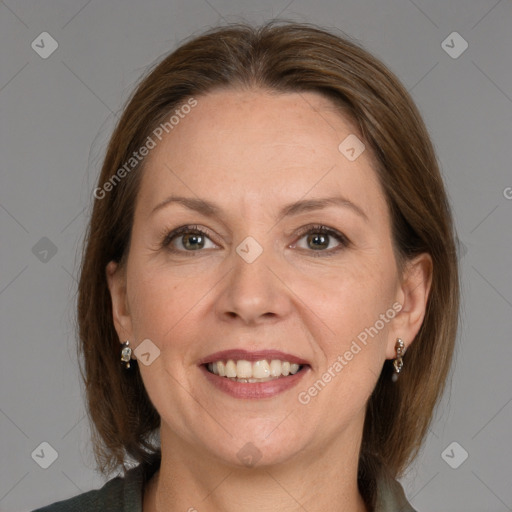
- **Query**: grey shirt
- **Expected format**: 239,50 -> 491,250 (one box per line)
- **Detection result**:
33,456 -> 417,512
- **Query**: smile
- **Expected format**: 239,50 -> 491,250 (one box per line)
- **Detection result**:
201,363 -> 309,399
206,359 -> 303,382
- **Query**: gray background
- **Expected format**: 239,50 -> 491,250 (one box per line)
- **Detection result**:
1,0 -> 511,511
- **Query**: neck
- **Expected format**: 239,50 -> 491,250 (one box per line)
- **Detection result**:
145,424 -> 369,512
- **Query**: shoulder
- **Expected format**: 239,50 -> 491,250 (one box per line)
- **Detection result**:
32,455 -> 161,512
375,470 -> 418,512
31,473 -> 126,512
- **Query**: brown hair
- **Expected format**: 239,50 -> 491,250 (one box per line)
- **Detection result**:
77,20 -> 459,507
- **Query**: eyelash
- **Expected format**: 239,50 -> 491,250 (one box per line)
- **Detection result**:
161,224 -> 350,257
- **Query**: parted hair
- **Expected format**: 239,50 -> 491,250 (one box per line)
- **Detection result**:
77,20 -> 459,509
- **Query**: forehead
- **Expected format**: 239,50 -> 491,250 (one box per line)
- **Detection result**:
136,89 -> 386,220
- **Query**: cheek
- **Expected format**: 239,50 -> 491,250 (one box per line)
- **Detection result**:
125,259 -> 200,343
297,266 -> 395,414
291,260 -> 397,410
294,255 -> 397,337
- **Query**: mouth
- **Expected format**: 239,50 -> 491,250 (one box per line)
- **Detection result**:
198,349 -> 311,399
203,359 -> 307,382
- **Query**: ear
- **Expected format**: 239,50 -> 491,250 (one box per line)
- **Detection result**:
106,260 -> 134,349
386,252 -> 433,359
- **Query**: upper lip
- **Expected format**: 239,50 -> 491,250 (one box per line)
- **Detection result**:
198,349 -> 310,366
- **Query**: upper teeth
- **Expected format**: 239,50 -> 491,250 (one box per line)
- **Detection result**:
207,359 -> 301,379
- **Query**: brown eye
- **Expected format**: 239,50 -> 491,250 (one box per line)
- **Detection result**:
162,226 -> 217,253
305,232 -> 330,250
180,232 -> 206,250
293,225 -> 350,256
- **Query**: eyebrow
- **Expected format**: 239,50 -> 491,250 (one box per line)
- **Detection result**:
150,195 -> 368,222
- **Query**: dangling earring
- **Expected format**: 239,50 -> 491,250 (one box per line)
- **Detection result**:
391,338 -> 405,382
121,340 -> 132,369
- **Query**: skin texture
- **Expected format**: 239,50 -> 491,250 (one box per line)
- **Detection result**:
107,89 -> 432,512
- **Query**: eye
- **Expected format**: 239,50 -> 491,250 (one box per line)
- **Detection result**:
162,225 -> 217,253
161,224 -> 350,257
292,224 -> 350,256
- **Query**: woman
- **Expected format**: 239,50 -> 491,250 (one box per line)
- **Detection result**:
34,20 -> 459,512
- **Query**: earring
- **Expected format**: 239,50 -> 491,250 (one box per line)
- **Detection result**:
391,338 -> 405,382
121,340 -> 132,369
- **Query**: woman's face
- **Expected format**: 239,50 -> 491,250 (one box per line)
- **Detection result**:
108,89 -> 430,468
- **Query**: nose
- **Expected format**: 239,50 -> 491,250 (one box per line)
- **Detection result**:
215,242 -> 293,326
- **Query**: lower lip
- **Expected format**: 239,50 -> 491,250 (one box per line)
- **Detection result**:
200,364 -> 309,399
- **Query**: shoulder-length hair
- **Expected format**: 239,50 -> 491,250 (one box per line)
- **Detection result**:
77,20 -> 459,507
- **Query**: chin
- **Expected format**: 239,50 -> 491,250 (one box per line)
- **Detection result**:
215,429 -> 307,470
